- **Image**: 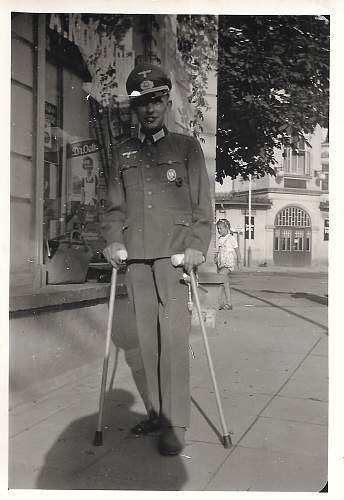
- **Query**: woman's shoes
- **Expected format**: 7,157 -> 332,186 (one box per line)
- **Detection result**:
219,304 -> 233,310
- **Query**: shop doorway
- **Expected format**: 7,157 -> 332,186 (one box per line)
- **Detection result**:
273,206 -> 312,266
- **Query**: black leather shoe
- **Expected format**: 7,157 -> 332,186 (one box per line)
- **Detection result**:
131,416 -> 161,435
159,427 -> 186,456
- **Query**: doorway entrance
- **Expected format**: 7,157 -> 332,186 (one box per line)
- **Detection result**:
273,206 -> 312,266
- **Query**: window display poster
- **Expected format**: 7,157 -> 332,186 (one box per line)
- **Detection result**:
67,138 -> 106,249
67,139 -> 102,204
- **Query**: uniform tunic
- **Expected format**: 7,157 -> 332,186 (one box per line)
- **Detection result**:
101,127 -> 213,427
101,127 -> 213,259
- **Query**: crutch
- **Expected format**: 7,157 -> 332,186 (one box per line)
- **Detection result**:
93,249 -> 127,446
171,254 -> 232,448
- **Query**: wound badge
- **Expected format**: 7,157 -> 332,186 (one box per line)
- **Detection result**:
167,168 -> 177,182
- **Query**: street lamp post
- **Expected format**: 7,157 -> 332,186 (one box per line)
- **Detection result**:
247,173 -> 252,267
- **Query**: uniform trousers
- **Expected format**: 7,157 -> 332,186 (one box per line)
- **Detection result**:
126,258 -> 191,428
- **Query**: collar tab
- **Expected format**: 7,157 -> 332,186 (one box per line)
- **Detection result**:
138,127 -> 167,144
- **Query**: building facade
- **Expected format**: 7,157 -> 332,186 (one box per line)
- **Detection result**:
215,125 -> 329,267
10,13 -> 218,290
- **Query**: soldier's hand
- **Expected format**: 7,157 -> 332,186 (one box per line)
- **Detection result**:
103,243 -> 127,269
183,248 -> 204,274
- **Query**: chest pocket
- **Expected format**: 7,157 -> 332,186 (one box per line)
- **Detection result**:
120,155 -> 140,188
158,158 -> 189,186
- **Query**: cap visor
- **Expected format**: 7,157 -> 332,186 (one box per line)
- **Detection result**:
129,85 -> 170,99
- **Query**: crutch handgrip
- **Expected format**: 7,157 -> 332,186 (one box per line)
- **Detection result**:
116,249 -> 128,262
171,253 -> 205,268
171,253 -> 184,267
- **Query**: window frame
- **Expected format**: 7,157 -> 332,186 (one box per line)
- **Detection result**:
283,138 -> 311,177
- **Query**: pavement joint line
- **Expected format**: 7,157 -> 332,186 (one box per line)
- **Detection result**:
10,360 -> 102,413
10,358 -> 134,418
258,415 -> 328,427
203,334 -> 324,490
9,398 -> 91,439
270,394 -> 327,403
232,287 -> 328,334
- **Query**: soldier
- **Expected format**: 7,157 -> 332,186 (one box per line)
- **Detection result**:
101,63 -> 213,455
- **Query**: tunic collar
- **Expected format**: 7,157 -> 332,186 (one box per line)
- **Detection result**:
138,126 -> 167,143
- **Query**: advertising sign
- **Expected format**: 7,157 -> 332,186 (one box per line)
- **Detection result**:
244,216 -> 255,240
67,139 -> 102,203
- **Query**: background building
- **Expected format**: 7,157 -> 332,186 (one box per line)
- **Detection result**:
215,125 -> 329,268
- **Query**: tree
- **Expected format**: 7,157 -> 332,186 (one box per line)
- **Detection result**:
76,14 -> 329,183
216,15 -> 330,182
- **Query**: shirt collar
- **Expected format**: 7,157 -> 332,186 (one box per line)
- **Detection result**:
138,126 -> 167,144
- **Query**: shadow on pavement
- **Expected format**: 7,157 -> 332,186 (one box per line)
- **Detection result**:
232,287 -> 328,334
35,388 -> 188,490
260,289 -> 328,306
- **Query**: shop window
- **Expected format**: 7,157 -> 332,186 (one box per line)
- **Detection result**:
43,62 -> 61,242
324,219 -> 329,241
283,138 -> 311,176
43,24 -> 134,274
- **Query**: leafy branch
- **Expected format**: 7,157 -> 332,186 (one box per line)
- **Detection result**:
177,15 -> 218,140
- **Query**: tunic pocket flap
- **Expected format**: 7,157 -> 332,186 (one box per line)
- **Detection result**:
174,214 -> 192,226
120,156 -> 139,172
157,158 -> 181,166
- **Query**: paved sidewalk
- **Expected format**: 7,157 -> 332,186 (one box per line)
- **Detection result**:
239,264 -> 328,275
8,273 -> 328,491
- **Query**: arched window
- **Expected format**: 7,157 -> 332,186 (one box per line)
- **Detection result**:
275,207 -> 311,227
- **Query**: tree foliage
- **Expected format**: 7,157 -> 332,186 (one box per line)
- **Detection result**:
177,15 -> 218,139
216,15 -> 329,182
77,14 -> 329,183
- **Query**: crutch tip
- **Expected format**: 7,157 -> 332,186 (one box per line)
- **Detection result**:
93,431 -> 103,446
222,435 -> 232,448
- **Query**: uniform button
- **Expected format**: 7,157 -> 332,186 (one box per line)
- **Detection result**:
147,191 -> 152,195
146,164 -> 150,168
146,177 -> 151,182
147,204 -> 153,209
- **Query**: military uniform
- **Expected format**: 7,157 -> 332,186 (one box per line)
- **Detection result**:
101,64 -> 213,432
